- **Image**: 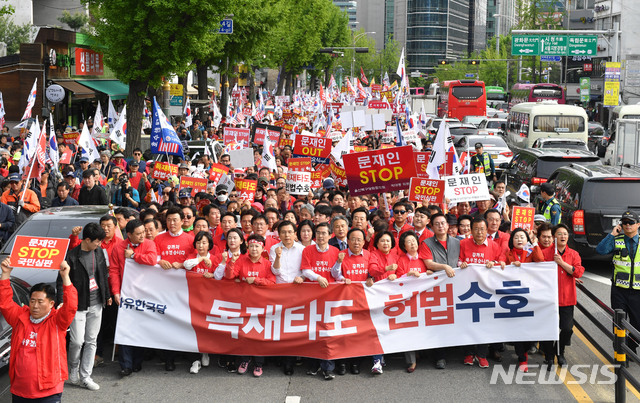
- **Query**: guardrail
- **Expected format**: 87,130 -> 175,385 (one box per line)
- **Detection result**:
575,282 -> 640,402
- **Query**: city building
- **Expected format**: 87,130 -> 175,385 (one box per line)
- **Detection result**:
333,0 -> 358,30
7,0 -> 86,31
486,0 -> 517,43
355,0 -> 386,51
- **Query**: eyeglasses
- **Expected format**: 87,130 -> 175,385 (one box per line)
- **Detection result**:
229,193 -> 237,197
184,215 -> 193,219
134,153 -> 142,156
622,221 -> 636,226
393,210 -> 407,215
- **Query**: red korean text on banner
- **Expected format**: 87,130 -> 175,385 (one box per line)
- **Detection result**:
414,151 -> 449,177
293,134 -> 331,162
151,161 -> 179,181
279,138 -> 293,148
287,157 -> 312,172
208,163 -> 229,185
223,127 -> 251,146
330,159 -> 348,188
408,178 -> 445,204
59,148 -> 73,165
311,164 -> 330,189
286,171 -> 312,195
511,206 -> 536,231
10,236 -> 70,270
368,100 -> 390,109
63,131 -> 80,145
179,176 -> 208,196
371,84 -> 382,92
282,112 -> 293,120
343,146 -> 417,196
234,178 -> 257,202
354,145 -> 368,153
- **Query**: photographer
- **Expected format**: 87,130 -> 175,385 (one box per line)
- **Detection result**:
111,173 -> 140,209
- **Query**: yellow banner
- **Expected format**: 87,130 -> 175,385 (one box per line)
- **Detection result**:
604,81 -> 620,107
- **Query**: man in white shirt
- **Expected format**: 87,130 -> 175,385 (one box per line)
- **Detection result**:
269,220 -> 304,375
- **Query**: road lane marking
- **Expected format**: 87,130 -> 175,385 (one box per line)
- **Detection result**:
557,363 -> 593,403
285,396 -> 301,403
575,327 -> 640,400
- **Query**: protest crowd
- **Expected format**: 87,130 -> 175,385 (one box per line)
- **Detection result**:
0,77 -> 600,402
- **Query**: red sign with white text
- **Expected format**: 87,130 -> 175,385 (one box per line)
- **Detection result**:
10,236 -> 70,270
293,134 -> 331,160
343,146 -> 417,196
511,206 -> 536,231
287,157 -> 312,172
223,127 -> 251,146
234,178 -> 258,202
208,163 -> 229,185
74,48 -> 104,76
179,176 -> 208,196
368,100 -> 390,109
408,178 -> 445,204
151,161 -> 179,181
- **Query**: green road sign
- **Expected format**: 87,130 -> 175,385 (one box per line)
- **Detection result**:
511,35 -> 598,57
512,36 -> 540,55
568,36 -> 597,56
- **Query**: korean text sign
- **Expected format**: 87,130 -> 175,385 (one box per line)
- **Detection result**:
151,161 -> 179,181
234,178 -> 257,202
223,127 -> 251,146
293,134 -> 331,163
444,174 -> 490,203
11,236 -> 70,270
115,261 -> 558,360
179,176 -> 208,196
408,178 -> 445,204
208,163 -> 230,185
343,146 -> 417,196
252,123 -> 282,146
511,206 -> 536,231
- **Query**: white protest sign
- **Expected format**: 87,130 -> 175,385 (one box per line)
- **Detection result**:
444,174 -> 491,203
229,148 -> 255,168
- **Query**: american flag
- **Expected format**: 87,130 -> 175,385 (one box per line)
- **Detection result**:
159,140 -> 180,154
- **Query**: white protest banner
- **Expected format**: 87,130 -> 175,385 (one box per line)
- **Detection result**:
229,148 -> 254,169
444,174 -> 491,203
115,261 -> 558,360
285,170 -> 311,195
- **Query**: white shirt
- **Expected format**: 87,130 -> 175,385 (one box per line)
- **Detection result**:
269,241 -> 305,284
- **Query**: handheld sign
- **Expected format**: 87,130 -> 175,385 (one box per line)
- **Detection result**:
444,174 -> 490,204
151,161 -> 179,181
511,206 -> 536,231
343,146 -> 417,196
11,236 -> 70,270
408,178 -> 445,204
179,176 -> 208,196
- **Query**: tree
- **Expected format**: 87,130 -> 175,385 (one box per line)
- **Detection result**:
0,15 -> 33,55
86,0 -> 230,156
58,10 -> 89,32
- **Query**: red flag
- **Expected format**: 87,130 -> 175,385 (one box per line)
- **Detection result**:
360,67 -> 369,85
319,84 -> 327,108
356,79 -> 367,99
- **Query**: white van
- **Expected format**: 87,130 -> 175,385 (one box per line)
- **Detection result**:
506,102 -> 588,150
603,105 -> 640,165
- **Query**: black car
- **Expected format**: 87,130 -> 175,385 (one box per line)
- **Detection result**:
0,278 -> 31,369
500,148 -> 602,198
0,206 -> 112,286
546,164 -> 640,260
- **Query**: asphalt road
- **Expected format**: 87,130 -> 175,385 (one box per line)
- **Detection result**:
0,260 -> 638,403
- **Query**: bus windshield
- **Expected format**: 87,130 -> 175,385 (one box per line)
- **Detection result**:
533,116 -> 585,132
452,86 -> 483,100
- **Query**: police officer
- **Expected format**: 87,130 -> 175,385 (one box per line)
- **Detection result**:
596,211 -> 640,351
539,182 -> 561,225
470,143 -> 496,184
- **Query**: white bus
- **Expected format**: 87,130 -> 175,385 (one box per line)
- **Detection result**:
506,102 -> 588,150
603,105 -> 640,164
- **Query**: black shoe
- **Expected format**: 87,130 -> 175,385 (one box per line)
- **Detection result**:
165,360 -> 176,371
120,368 -> 132,377
323,370 -> 336,380
490,350 -> 502,362
284,364 -> 294,375
295,357 -> 304,366
306,365 -> 321,376
217,357 -> 227,368
336,363 -> 347,375
350,364 -> 360,374
226,362 -> 237,373
132,364 -> 142,372
557,355 -> 567,366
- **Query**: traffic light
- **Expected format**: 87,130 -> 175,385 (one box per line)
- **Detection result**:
438,60 -> 448,65
468,60 -> 480,65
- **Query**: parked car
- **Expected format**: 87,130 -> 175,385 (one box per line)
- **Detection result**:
454,135 -> 513,174
461,115 -> 486,127
0,278 -> 30,369
587,121 -> 606,154
448,123 -> 479,144
546,164 -> 640,260
426,118 -> 460,137
531,138 -> 590,152
0,206 -> 112,286
500,148 -> 602,198
477,118 -> 507,137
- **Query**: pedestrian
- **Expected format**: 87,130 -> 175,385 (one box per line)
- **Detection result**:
57,223 -> 110,391
470,142 -> 496,184
0,256 -> 77,402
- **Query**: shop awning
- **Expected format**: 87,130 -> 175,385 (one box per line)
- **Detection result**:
53,80 -> 95,99
77,80 -> 130,100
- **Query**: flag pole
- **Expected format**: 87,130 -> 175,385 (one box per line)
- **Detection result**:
17,128 -> 43,215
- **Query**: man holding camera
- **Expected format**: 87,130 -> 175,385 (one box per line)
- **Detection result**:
111,174 -> 140,209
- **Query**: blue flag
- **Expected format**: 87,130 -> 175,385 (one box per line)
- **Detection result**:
396,119 -> 406,147
150,97 -> 185,159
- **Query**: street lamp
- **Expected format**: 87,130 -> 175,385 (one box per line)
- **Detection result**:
351,31 -> 375,85
493,14 -> 503,55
